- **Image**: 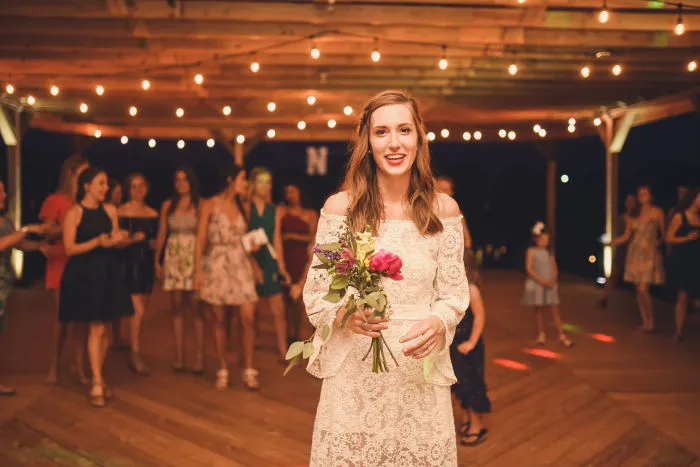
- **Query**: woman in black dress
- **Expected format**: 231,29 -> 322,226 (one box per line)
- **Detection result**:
666,187 -> 700,342
118,173 -> 159,374
60,167 -> 134,407
450,249 -> 491,446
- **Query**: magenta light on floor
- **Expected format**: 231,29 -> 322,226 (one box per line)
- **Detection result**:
492,358 -> 530,371
522,347 -> 563,360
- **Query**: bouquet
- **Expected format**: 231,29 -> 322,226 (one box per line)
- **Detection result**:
285,220 -> 403,374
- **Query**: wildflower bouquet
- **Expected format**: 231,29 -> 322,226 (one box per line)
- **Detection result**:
285,220 -> 403,374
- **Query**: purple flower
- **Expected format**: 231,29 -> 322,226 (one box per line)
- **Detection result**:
334,248 -> 356,275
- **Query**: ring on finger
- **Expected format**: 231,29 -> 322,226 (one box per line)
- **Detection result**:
360,322 -> 368,331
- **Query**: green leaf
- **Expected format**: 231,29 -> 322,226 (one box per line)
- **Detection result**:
364,291 -> 382,310
377,293 -> 388,313
321,324 -> 331,341
315,252 -> 329,264
321,242 -> 342,252
330,275 -> 349,290
302,341 -> 315,359
312,263 -> 330,270
283,355 -> 301,376
323,291 -> 342,303
285,341 -> 304,360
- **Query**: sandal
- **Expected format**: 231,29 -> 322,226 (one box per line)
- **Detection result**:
458,421 -> 470,436
242,369 -> 259,391
460,428 -> 488,446
536,332 -> 546,346
102,384 -> 114,401
215,369 -> 229,390
89,384 -> 106,408
128,352 -> 150,376
559,334 -> 574,348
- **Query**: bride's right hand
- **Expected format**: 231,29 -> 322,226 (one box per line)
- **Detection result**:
335,307 -> 388,338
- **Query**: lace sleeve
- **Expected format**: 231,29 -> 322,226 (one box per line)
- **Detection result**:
426,216 -> 470,384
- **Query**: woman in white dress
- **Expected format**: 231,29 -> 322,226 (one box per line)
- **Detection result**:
303,90 -> 469,466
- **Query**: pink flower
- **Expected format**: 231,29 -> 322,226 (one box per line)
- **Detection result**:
335,248 -> 356,275
369,250 -> 403,281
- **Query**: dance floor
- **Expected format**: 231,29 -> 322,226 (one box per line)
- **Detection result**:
1,270 -> 699,466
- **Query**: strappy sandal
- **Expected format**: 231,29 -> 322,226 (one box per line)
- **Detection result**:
215,369 -> 229,390
460,428 -> 488,446
242,369 -> 259,391
89,384 -> 106,408
559,334 -> 574,348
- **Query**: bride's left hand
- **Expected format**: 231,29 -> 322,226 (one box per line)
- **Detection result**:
399,316 -> 446,359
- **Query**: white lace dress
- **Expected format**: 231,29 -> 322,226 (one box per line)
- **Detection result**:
303,211 -> 469,466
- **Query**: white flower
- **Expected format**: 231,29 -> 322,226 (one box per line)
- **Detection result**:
532,221 -> 545,236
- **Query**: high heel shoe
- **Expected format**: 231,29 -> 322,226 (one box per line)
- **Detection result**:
242,369 -> 259,391
215,369 -> 229,390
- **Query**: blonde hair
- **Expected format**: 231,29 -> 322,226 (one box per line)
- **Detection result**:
57,154 -> 88,199
343,90 -> 442,235
249,166 -> 272,203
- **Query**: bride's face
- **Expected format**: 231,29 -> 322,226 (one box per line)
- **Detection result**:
369,104 -> 418,178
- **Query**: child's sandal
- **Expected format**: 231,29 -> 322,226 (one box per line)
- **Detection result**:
460,428 -> 488,446
559,335 -> 574,348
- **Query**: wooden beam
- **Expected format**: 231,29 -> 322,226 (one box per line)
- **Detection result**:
4,107 -> 24,278
601,114 -> 616,278
0,105 -> 18,146
608,110 -> 638,154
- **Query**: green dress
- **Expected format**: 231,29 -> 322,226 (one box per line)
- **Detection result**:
249,203 -> 282,297
0,217 -> 16,333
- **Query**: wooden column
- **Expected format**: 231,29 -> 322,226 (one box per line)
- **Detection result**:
536,141 -> 558,248
0,106 -> 24,278
234,142 -> 244,166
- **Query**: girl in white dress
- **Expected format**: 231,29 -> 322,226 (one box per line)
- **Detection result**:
303,90 -> 469,466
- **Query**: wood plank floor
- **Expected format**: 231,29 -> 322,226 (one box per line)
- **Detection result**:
0,270 -> 698,466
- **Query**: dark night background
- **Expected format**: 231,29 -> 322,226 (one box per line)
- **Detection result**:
1,112 -> 699,292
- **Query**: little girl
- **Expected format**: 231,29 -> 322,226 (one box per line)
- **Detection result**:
523,222 -> 574,347
451,250 -> 491,446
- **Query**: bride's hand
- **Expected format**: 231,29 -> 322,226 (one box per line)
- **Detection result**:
399,316 -> 446,359
335,307 -> 388,338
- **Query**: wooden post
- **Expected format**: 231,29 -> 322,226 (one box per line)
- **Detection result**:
234,142 -> 244,166
0,106 -> 24,278
535,141 -> 558,248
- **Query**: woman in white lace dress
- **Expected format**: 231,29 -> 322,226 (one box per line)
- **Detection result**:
303,90 -> 469,466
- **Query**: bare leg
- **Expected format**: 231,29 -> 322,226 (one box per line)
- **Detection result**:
674,290 -> 688,340
636,283 -> 653,330
171,291 -> 185,369
46,289 -> 69,383
466,409 -> 484,435
209,305 -> 228,371
191,298 -> 205,372
240,303 -> 256,370
129,294 -> 150,375
267,293 -> 288,360
72,323 -> 89,384
88,323 -> 106,387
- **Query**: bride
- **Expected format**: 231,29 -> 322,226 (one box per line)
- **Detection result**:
303,90 -> 469,466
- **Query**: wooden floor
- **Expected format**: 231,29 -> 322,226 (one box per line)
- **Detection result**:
1,270 -> 699,466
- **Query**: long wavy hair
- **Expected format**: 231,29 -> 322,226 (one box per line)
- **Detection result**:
167,166 -> 200,216
57,154 -> 88,199
343,90 -> 442,235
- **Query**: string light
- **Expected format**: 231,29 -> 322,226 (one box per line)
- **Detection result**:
222,105 -> 232,116
328,119 -> 337,129
580,66 -> 591,78
177,139 -> 185,149
441,129 -> 450,138
307,95 -> 317,105
79,102 -> 89,113
508,64 -> 518,76
517,0 -> 526,4
344,105 -> 353,115
207,138 -> 215,148
598,0 -> 610,24
561,174 -> 570,183
462,131 -> 472,141
588,255 -> 596,264
175,107 -> 184,118
267,129 -> 276,138
498,129 -> 507,138
26,95 -> 35,105
148,138 -> 156,148
5,84 -> 14,94
371,38 -> 381,62
141,79 -> 151,90
250,56 -> 260,73
95,85 -> 105,96
533,124 -> 541,133
194,73 -> 204,85
507,130 -> 516,140
94,129 -> 102,139
427,131 -> 436,141
594,117 -> 602,126
297,120 -> 307,130
310,45 -> 320,59
612,64 -> 622,76
129,106 -> 138,117
473,131 -> 482,141
267,102 -> 276,112
121,136 -> 128,144
674,5 -> 685,36
688,60 -> 698,72
568,118 -> 576,125
236,134 -> 245,144
568,124 -> 576,133
50,85 -> 59,96
539,128 -> 547,137
438,45 -> 448,70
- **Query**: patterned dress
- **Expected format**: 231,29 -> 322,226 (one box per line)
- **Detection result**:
523,247 -> 559,306
303,212 -> 469,467
199,207 -> 258,306
624,218 -> 664,285
163,212 -> 197,291
0,217 -> 16,333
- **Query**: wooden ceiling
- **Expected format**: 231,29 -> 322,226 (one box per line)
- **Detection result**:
0,0 -> 698,144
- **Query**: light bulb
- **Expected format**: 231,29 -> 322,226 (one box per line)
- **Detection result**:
462,131 -> 472,141
236,134 -> 245,144
594,117 -> 602,126
310,46 -> 320,59
427,131 -> 436,141
177,139 -> 185,149
129,106 -> 138,117
688,60 -> 698,72
508,64 -> 518,76
474,131 -> 482,141
598,8 -> 610,24
568,118 -> 576,125
5,84 -> 14,94
95,85 -> 105,96
27,95 -> 35,105
175,107 -> 184,118
94,129 -> 102,139
327,119 -> 337,129
568,125 -> 576,133
267,129 -> 276,139
307,95 -> 316,105
267,102 -> 276,112
343,105 -> 353,116
250,60 -> 260,73
441,129 -> 449,138
121,136 -> 129,144
561,174 -> 570,183
498,129 -> 506,138
194,73 -> 204,85
675,21 -> 685,36
580,66 -> 591,78
539,129 -> 547,137
222,105 -> 231,116
612,64 -> 622,76
297,120 -> 307,130
206,138 -> 215,148
141,79 -> 151,90
148,138 -> 156,148
79,102 -> 89,113
507,131 -> 516,140
371,49 -> 381,62
438,58 -> 448,70
50,85 -> 59,96
533,124 -> 541,133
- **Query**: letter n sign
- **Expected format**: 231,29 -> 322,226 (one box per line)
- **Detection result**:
306,146 -> 328,176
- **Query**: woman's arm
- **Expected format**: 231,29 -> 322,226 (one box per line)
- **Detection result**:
525,248 -> 548,286
666,212 -> 698,245
153,200 -> 170,272
657,207 -> 667,246
462,216 -> 473,250
609,218 -> 632,246
550,252 -> 559,285
193,198 -> 211,292
274,206 -> 289,279
0,228 -> 33,251
62,207 -> 102,256
461,284 -> 485,353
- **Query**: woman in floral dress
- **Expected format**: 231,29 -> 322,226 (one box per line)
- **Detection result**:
154,167 -> 204,372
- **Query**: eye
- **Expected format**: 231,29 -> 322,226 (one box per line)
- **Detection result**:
400,127 -> 412,134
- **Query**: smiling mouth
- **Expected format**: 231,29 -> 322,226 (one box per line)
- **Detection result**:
385,154 -> 406,161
